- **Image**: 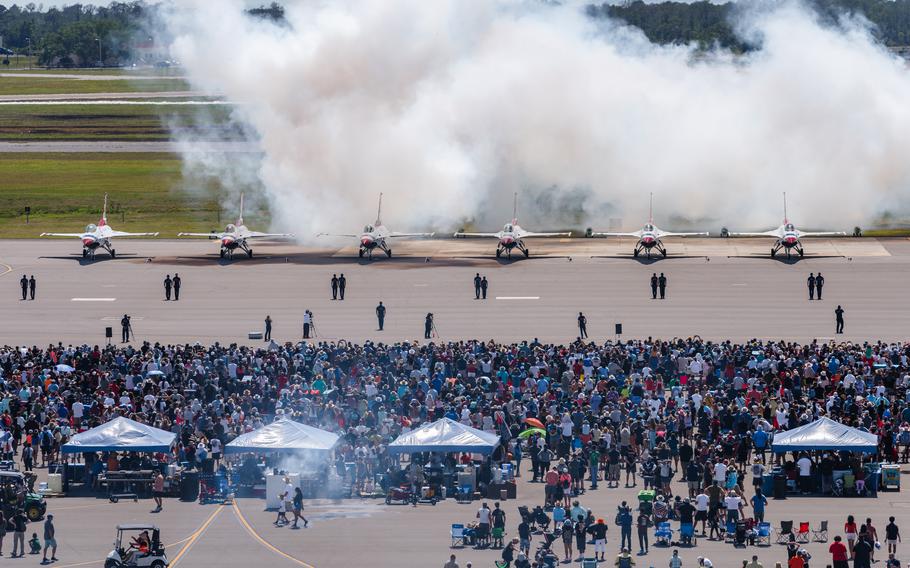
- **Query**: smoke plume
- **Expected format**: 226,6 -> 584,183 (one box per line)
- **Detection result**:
163,0 -> 910,237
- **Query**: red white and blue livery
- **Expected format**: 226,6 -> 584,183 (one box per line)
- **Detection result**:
729,193 -> 846,258
591,193 -> 708,258
178,193 -> 293,259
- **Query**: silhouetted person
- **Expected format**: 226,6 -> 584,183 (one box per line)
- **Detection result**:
19,275 -> 26,301
173,273 -> 181,301
376,301 -> 386,331
163,275 -> 172,301
339,273 -> 346,300
481,276 -> 488,300
807,273 -> 816,300
425,313 -> 434,339
120,314 -> 131,343
264,315 -> 272,341
835,305 -> 844,334
816,272 -> 825,300
578,312 -> 588,339
650,273 -> 658,299
28,276 -> 35,300
331,274 -> 339,300
474,273 -> 482,299
303,310 -> 312,339
658,273 -> 667,299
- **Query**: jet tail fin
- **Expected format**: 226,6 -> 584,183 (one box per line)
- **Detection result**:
238,193 -> 244,226
376,192 -> 383,225
511,192 -> 518,224
100,193 -> 108,226
782,191 -> 788,224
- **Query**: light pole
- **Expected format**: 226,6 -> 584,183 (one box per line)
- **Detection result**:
95,37 -> 102,67
26,37 -> 30,69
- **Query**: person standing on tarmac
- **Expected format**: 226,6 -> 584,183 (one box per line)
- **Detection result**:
120,315 -> 131,343
173,273 -> 181,301
481,276 -> 489,300
338,273 -> 347,300
19,275 -> 27,301
807,273 -> 816,300
650,273 -> 658,299
425,313 -> 434,339
835,305 -> 844,334
163,275 -> 172,301
264,315 -> 272,341
303,310 -> 312,339
816,272 -> 825,300
577,312 -> 588,339
28,276 -> 35,301
658,273 -> 667,299
331,274 -> 339,300
376,302 -> 386,331
474,273 -> 482,299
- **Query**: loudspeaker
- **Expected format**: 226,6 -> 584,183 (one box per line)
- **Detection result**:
615,323 -> 623,335
105,327 -> 113,338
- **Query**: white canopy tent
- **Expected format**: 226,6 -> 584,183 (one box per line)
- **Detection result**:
771,417 -> 879,454
387,418 -> 501,455
224,418 -> 340,455
62,417 -> 176,454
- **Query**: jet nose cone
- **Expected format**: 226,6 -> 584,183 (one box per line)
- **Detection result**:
785,236 -> 797,245
82,237 -> 95,247
641,236 -> 655,245
361,237 -> 374,247
221,236 -> 235,247
500,236 -> 514,246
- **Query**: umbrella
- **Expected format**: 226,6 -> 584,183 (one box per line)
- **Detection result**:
55,364 -> 74,373
146,370 -> 165,376
524,417 -> 545,430
518,428 -> 546,439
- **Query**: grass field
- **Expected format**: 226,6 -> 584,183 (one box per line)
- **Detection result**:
0,152 -> 241,237
0,103 -> 235,141
0,76 -> 189,96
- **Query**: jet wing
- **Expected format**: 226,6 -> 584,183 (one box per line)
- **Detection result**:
797,231 -> 847,238
519,231 -> 572,238
728,230 -> 782,238
389,232 -> 435,238
453,231 -> 501,238
315,232 -> 359,238
108,231 -> 160,237
656,231 -> 710,238
178,232 -> 223,239
40,232 -> 85,238
245,231 -> 294,239
590,231 -> 644,238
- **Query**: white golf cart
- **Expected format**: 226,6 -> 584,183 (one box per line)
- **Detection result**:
104,524 -> 168,568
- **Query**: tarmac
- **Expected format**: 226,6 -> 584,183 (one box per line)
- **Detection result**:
2,235 -> 909,567
0,237 -> 905,346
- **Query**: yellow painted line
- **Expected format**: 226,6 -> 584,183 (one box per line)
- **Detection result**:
232,501 -> 315,568
169,504 -> 224,567
53,507 -> 223,568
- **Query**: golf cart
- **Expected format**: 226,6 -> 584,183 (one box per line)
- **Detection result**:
0,471 -> 45,521
105,524 -> 168,568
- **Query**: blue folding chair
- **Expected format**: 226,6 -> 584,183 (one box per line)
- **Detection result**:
451,523 -> 466,547
654,521 -> 673,546
756,522 -> 772,546
679,522 -> 696,546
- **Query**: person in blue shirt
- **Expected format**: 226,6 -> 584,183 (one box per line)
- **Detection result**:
752,429 -> 769,464
750,488 -> 767,523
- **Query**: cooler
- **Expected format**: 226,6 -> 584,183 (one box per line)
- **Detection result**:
881,464 -> 901,491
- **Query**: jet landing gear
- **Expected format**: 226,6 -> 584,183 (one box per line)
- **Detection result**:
771,242 -> 803,259
83,243 -> 114,261
634,241 -> 666,259
497,242 -> 529,259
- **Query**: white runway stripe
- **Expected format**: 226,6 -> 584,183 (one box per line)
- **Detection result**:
495,296 -> 540,300
71,298 -> 116,302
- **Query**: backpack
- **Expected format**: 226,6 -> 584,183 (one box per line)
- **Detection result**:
617,556 -> 633,568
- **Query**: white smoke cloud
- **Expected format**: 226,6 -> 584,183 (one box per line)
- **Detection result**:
164,0 -> 910,237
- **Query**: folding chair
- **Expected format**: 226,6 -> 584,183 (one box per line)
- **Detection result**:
776,520 -> 793,544
843,474 -> 856,495
756,522 -> 772,546
679,522 -> 696,547
654,521 -> 673,546
812,520 -> 828,542
456,485 -> 473,503
451,524 -> 466,548
796,522 -> 810,543
724,519 -> 736,543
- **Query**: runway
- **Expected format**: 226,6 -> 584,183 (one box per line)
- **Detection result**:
0,237 -> 906,346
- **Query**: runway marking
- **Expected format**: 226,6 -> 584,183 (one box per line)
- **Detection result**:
0,262 -> 11,278
731,283 -> 747,286
169,504 -> 225,567
496,296 -> 540,300
414,283 -> 429,287
71,297 -> 116,302
232,501 -> 316,568
53,511 -> 219,568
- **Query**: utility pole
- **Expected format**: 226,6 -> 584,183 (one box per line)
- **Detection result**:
26,37 -> 30,69
96,37 -> 102,67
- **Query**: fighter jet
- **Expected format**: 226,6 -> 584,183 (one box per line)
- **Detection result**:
591,194 -> 708,258
729,193 -> 846,258
453,193 -> 571,258
178,194 -> 293,259
40,194 -> 158,260
317,193 -> 434,258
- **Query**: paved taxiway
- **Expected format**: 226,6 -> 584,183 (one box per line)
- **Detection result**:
0,237 -> 905,346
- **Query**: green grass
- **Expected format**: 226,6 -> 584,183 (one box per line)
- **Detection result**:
0,76 -> 189,96
2,67 -> 184,77
0,152 -> 235,237
0,103 -> 235,141
863,228 -> 910,237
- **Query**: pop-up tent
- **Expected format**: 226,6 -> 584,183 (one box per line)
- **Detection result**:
62,416 -> 176,453
771,417 -> 879,454
225,418 -> 340,454
387,417 -> 501,455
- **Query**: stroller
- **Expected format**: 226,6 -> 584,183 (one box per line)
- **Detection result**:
534,531 -> 559,568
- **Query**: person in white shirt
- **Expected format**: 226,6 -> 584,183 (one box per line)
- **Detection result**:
796,453 -> 813,494
723,490 -> 743,524
694,492 -> 710,534
71,401 -> 83,426
713,461 -> 727,484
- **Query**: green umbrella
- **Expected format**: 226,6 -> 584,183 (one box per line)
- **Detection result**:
518,428 -> 546,439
